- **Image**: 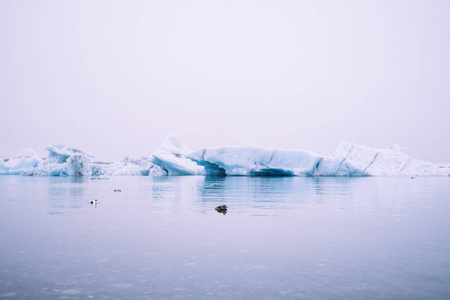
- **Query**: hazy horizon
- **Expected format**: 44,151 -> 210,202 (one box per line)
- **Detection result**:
1,0 -> 449,162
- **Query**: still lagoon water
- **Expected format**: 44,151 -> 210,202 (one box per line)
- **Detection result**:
1,176 -> 450,299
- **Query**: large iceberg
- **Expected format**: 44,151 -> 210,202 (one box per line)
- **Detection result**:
188,146 -> 322,176
187,142 -> 448,177
2,135 -> 448,177
150,134 -> 205,176
0,149 -> 42,175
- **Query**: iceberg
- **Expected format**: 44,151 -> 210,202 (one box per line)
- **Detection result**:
150,134 -> 205,176
67,153 -> 92,176
2,135 -> 448,177
46,144 -> 94,164
314,142 -> 449,176
99,156 -> 164,176
188,147 -> 323,176
0,158 -> 7,173
0,149 -> 42,175
23,163 -> 69,177
23,145 -> 94,176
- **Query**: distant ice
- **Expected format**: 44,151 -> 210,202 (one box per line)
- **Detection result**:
315,142 -> 449,176
2,135 -> 449,177
0,149 -> 42,175
99,156 -> 164,176
67,153 -> 92,176
46,144 -> 94,164
23,145 -> 95,176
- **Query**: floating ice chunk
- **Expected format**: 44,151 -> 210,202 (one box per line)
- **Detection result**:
103,162 -> 146,176
22,163 -> 69,176
313,156 -> 348,176
0,149 -> 42,175
108,163 -> 143,176
46,144 -> 94,163
99,156 -> 165,176
0,158 -> 7,173
314,142 -> 449,176
188,146 -> 322,176
4,137 -> 448,177
23,145 -> 95,176
151,134 -> 204,175
67,153 -> 92,176
399,159 -> 448,176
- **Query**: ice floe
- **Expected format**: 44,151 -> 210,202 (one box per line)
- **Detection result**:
2,135 -> 448,177
98,156 -> 164,176
188,146 -> 322,176
315,142 -> 449,176
150,134 -> 205,176
0,149 -> 42,175
23,145 -> 94,176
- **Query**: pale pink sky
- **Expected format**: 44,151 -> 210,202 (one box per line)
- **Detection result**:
1,0 -> 449,162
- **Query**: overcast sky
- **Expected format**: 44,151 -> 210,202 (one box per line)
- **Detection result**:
1,0 -> 449,162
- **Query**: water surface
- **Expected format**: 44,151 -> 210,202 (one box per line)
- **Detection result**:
1,176 -> 450,299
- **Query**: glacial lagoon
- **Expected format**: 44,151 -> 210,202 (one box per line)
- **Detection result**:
1,176 -> 450,299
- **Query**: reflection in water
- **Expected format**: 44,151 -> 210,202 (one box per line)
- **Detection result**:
1,176 -> 450,299
196,176 -> 360,215
47,176 -> 88,214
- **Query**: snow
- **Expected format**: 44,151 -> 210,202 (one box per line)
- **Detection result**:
150,134 -> 205,176
188,146 -> 322,176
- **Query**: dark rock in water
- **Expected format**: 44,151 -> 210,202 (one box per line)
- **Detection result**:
411,177 -> 414,179
114,189 -> 122,192
215,205 -> 227,214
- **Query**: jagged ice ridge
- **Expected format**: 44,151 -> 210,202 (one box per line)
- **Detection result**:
1,134 -> 448,177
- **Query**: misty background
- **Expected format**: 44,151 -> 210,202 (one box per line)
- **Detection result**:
1,0 -> 449,162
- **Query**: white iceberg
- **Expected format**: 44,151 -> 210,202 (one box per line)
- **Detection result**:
24,145 -> 94,176
3,136 -> 448,177
22,163 -> 68,176
98,156 -> 164,176
67,153 -> 92,176
150,134 -> 205,176
0,149 -> 42,175
188,146 -> 323,176
314,142 -> 449,176
0,158 -> 7,173
46,144 -> 94,163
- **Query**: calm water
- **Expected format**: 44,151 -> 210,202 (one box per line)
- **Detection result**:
1,176 -> 450,299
